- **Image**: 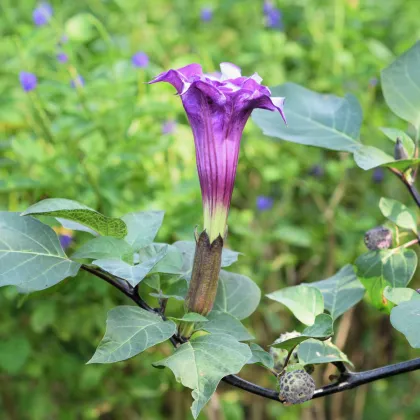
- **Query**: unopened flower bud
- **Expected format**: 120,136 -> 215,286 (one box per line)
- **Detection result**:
279,370 -> 315,404
364,226 -> 392,250
394,138 -> 409,160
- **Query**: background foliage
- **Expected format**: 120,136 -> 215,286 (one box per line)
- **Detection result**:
1,0 -> 420,419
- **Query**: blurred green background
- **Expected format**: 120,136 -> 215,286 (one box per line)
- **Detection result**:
1,0 -> 420,419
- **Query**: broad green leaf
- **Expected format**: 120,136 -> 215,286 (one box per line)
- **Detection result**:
214,270 -> 260,320
353,146 -> 420,170
355,249 -> 417,311
0,212 -> 81,293
266,285 -> 324,325
379,197 -> 417,232
88,306 -> 176,364
138,243 -> 184,274
153,334 -> 252,419
198,311 -> 254,341
381,41 -> 420,129
383,286 -> 420,305
380,127 -> 415,157
72,236 -> 133,261
252,83 -> 363,152
122,211 -> 164,250
308,265 -> 365,321
170,313 -> 209,323
271,314 -> 333,351
56,218 -> 97,235
247,343 -> 274,369
94,246 -> 168,287
298,339 -> 352,366
353,145 -> 394,170
22,199 -> 127,238
390,300 -> 420,348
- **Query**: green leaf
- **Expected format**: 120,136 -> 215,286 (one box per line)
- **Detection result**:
347,145 -> 420,171
266,285 -> 324,325
352,146 -> 395,170
88,306 -> 176,364
94,245 -> 168,287
380,127 -> 415,157
271,314 -> 333,351
355,249 -> 417,311
22,199 -> 127,238
381,41 -> 420,129
153,333 -> 252,419
379,197 -> 417,232
247,343 -> 274,369
122,211 -> 164,250
383,286 -> 420,305
390,300 -> 420,348
252,82 -> 363,152
298,339 -> 352,366
213,270 -> 261,320
198,311 -> 254,341
138,244 -> 184,274
0,212 -> 81,293
56,218 -> 97,235
0,336 -> 31,374
72,236 -> 134,261
170,313 -> 209,323
308,265 -> 365,321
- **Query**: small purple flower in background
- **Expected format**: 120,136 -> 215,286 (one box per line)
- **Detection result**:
33,3 -> 53,26
53,227 -> 74,250
257,196 -> 274,211
56,52 -> 68,64
162,120 -> 177,135
59,234 -> 73,250
200,7 -> 213,22
309,164 -> 324,178
59,34 -> 69,45
372,167 -> 384,184
263,1 -> 283,29
132,52 -> 149,68
150,62 -> 286,241
19,72 -> 37,92
71,75 -> 85,88
369,77 -> 378,88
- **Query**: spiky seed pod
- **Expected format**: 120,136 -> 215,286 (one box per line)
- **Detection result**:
364,226 -> 392,250
279,370 -> 315,404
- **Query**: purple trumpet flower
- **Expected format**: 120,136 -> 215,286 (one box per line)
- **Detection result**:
150,62 -> 286,242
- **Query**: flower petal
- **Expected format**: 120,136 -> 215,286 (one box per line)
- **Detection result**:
252,95 -> 287,124
189,80 -> 226,106
220,62 -> 242,80
149,64 -> 203,94
177,63 -> 203,78
250,72 -> 263,84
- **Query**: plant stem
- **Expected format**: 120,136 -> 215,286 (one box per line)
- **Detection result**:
83,264 -> 420,404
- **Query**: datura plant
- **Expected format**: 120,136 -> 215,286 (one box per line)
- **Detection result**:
2,43 -> 420,419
